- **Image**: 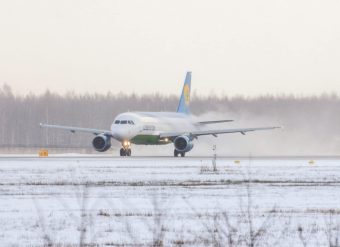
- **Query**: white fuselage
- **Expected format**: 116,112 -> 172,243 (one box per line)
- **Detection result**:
110,112 -> 199,144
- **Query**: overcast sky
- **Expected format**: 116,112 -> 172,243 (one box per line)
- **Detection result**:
0,0 -> 339,96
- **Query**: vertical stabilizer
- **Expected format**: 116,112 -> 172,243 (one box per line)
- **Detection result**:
177,72 -> 191,114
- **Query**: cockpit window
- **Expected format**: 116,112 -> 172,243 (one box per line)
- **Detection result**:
115,120 -> 120,124
120,120 -> 127,124
128,120 -> 135,125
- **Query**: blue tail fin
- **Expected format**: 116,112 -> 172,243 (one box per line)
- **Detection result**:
177,72 -> 191,114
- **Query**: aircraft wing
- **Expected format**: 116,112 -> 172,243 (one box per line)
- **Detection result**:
160,126 -> 281,139
197,120 -> 234,124
40,123 -> 112,136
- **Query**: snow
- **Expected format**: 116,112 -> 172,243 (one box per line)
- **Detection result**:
0,156 -> 340,246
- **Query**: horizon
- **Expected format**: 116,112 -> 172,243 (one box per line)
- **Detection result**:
1,83 -> 340,99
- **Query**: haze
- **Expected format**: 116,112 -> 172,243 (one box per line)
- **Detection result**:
0,0 -> 339,96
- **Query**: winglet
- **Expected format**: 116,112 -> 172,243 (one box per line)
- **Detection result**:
177,72 -> 191,114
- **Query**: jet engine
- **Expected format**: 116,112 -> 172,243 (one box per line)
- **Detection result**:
174,135 -> 194,152
92,134 -> 111,152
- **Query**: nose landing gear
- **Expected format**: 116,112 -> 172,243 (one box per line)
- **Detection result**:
120,141 -> 131,157
120,148 -> 131,156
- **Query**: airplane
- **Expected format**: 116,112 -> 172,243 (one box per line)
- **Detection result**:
40,72 -> 281,157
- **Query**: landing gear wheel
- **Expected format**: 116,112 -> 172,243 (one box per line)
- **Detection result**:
120,148 -> 131,156
180,152 -> 185,157
120,148 -> 126,156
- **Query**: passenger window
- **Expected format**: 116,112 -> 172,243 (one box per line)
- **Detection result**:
121,120 -> 127,124
115,120 -> 120,124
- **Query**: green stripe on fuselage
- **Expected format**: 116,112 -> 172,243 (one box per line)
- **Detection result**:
131,135 -> 169,145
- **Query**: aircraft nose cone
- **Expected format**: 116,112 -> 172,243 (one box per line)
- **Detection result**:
111,125 -> 131,141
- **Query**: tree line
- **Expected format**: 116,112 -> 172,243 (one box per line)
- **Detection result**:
1,84 -> 340,153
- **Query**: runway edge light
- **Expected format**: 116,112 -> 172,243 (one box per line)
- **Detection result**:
309,160 -> 315,165
39,149 -> 48,157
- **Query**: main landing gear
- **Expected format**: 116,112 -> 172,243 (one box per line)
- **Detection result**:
174,149 -> 185,157
120,141 -> 131,157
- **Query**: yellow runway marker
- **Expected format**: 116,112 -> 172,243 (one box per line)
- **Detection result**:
39,149 -> 48,157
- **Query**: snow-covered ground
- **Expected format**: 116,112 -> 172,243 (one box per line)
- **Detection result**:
0,156 -> 340,246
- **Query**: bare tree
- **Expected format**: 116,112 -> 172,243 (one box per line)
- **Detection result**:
1,84 -> 340,155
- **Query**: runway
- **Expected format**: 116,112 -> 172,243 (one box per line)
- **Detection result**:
1,154 -> 340,160
0,156 -> 340,246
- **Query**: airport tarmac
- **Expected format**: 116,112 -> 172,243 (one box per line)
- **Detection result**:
0,156 -> 340,246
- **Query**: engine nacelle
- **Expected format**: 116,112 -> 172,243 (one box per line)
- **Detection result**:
92,134 -> 111,152
174,135 -> 194,152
